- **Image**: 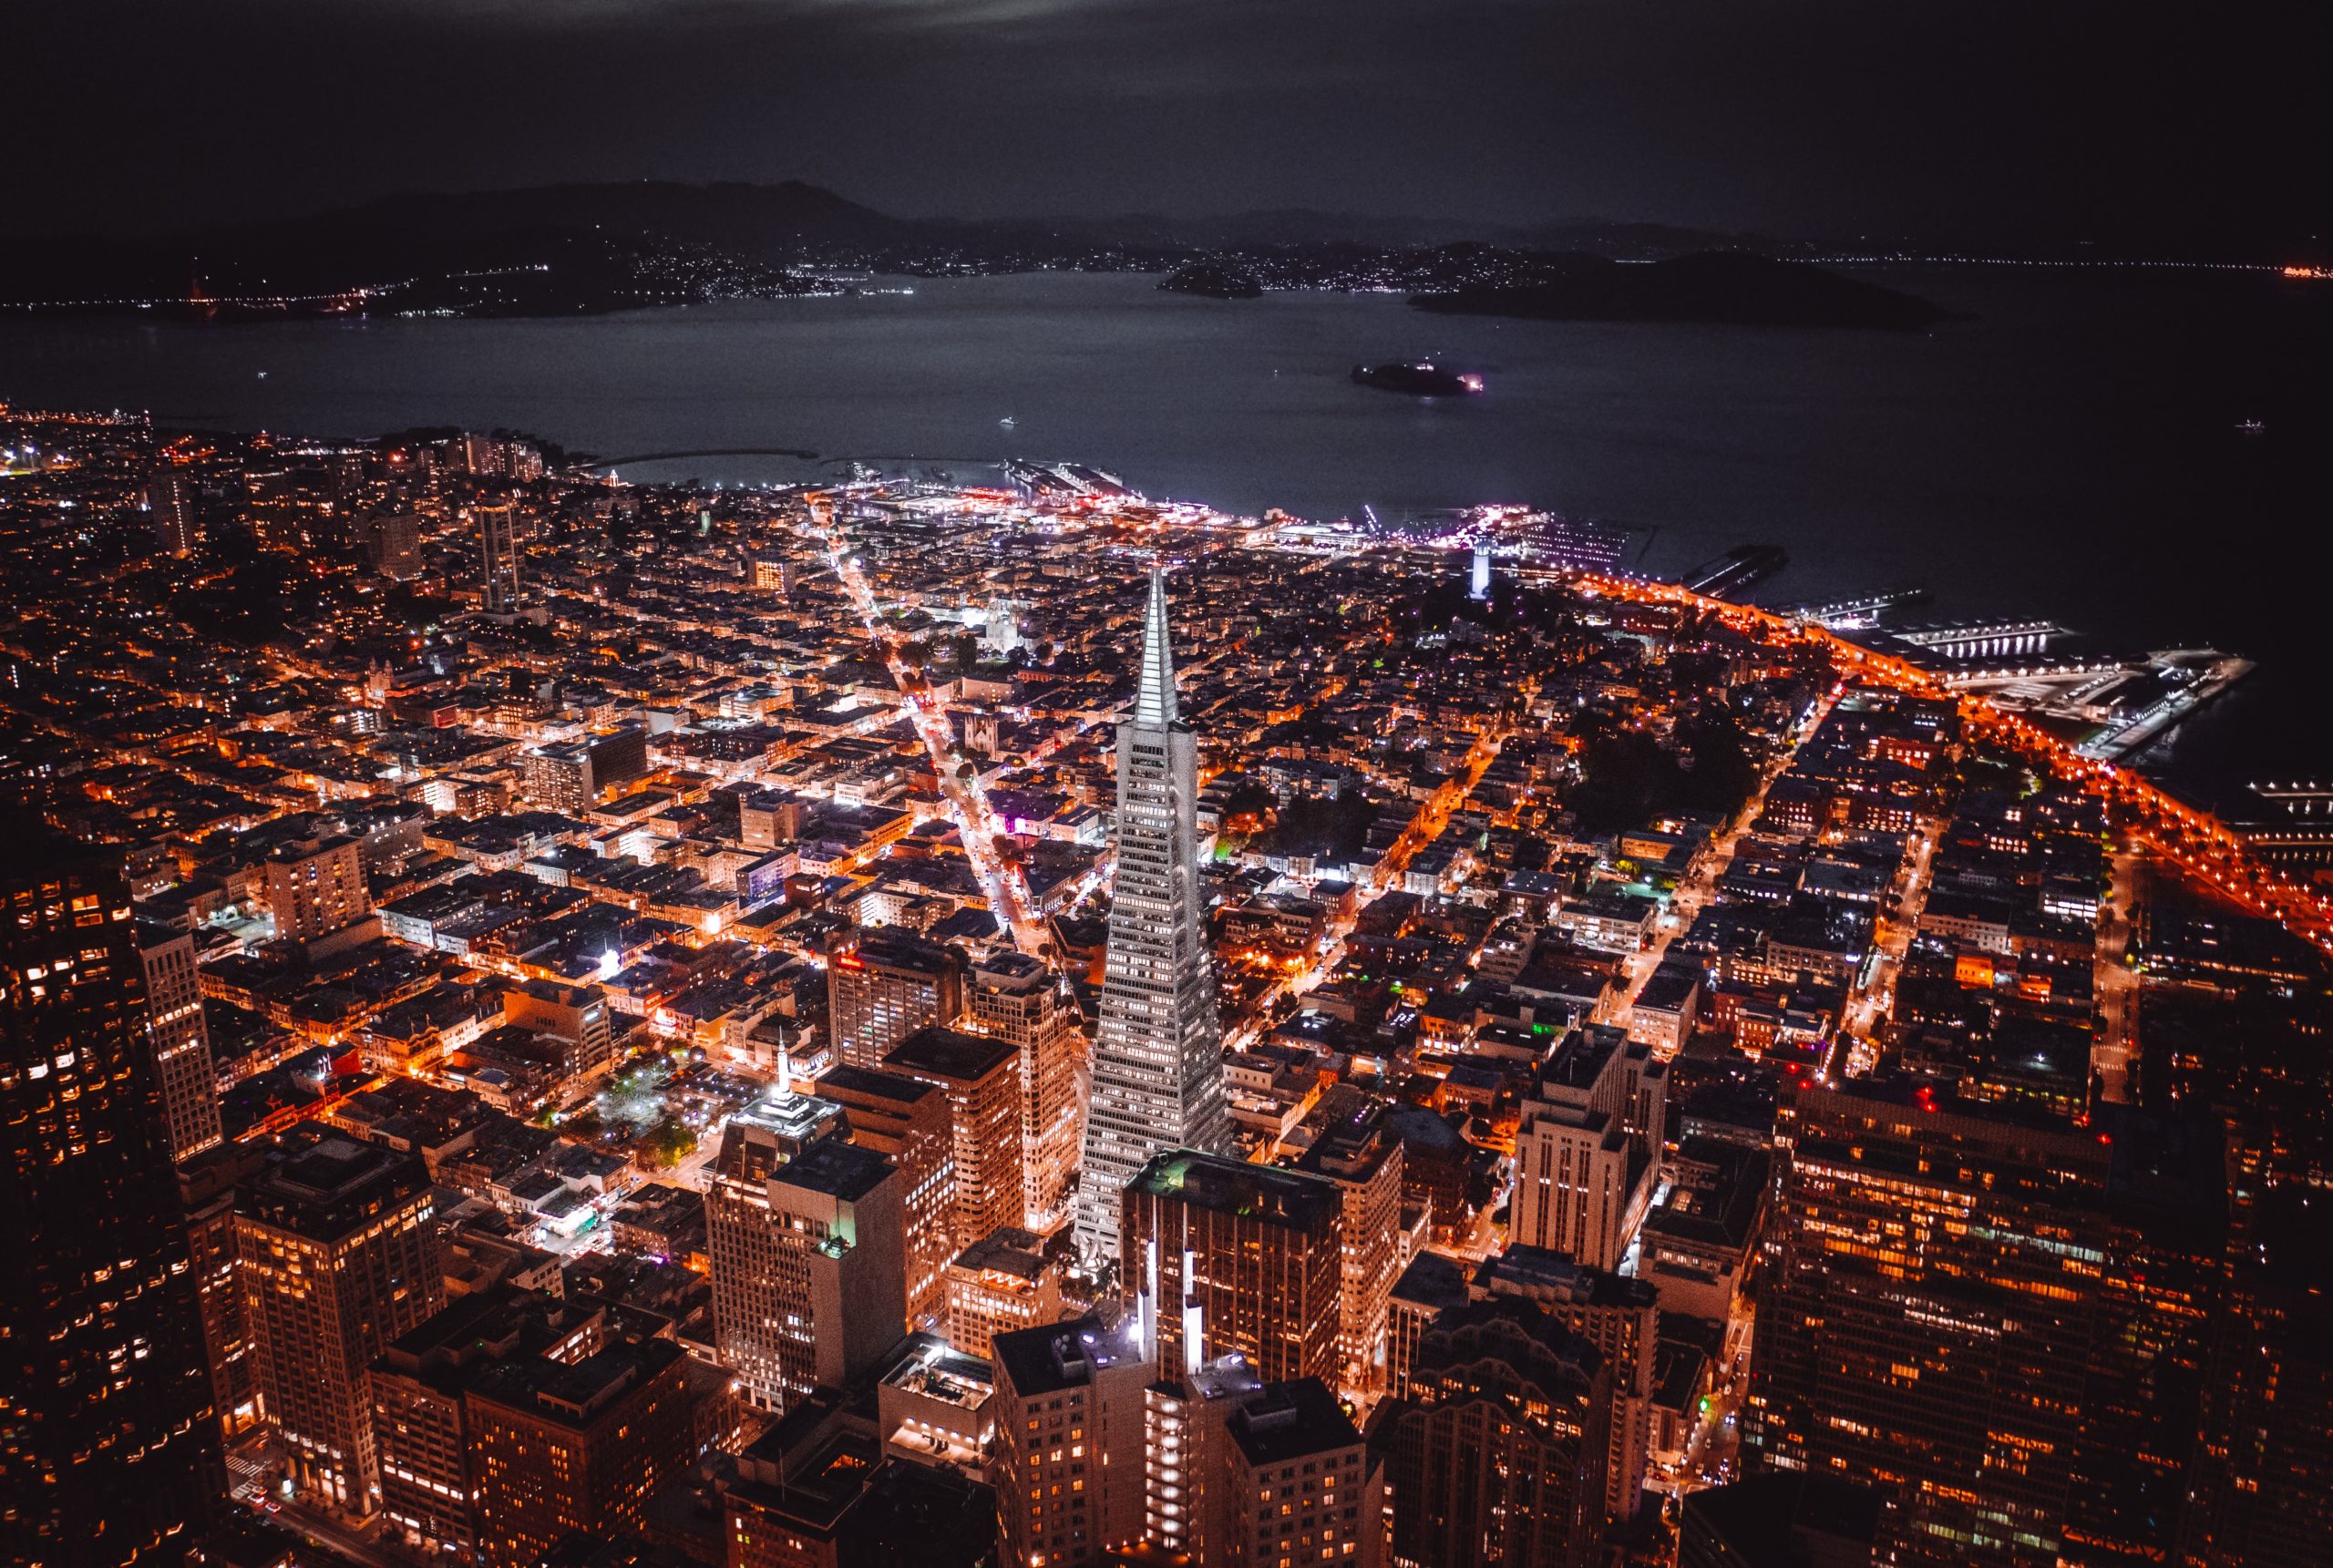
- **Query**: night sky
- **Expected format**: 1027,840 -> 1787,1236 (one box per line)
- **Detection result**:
10,0 -> 2329,251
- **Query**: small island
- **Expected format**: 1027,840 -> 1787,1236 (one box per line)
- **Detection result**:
1410,251 -> 1948,329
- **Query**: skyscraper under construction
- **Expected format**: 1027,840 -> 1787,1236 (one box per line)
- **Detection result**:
1071,566 -> 1228,1263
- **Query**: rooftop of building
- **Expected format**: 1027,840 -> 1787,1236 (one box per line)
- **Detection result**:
469,1335 -> 682,1428
1127,1147 -> 1342,1231
950,1225 -> 1053,1281
879,1336 -> 995,1413
1227,1377 -> 1362,1468
1390,1250 -> 1472,1316
882,1023 -> 1018,1084
990,1311 -> 1148,1399
836,924 -> 960,972
1680,1474 -> 1884,1566
1406,1296 -> 1607,1406
768,1135 -> 896,1204
811,1061 -> 943,1108
1473,1244 -> 1656,1309
239,1131 -> 431,1240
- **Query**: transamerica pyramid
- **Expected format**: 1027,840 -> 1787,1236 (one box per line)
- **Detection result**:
1070,564 -> 1230,1266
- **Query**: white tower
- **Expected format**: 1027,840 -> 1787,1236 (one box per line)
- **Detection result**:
1071,566 -> 1229,1265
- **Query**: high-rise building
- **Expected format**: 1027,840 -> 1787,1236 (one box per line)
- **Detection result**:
1510,1025 -> 1667,1271
179,1144 -> 265,1440
1471,1245 -> 1659,1519
2063,1105 -> 2226,1567
725,1389 -> 999,1568
944,1226 -> 1065,1360
473,500 -> 521,610
466,1335 -> 694,1568
2180,1184 -> 2326,1568
242,464 -> 333,553
1129,1357 -> 1384,1568
1072,568 -> 1230,1262
1214,1378 -> 1382,1568
235,1131 -> 446,1512
369,1286 -> 604,1558
990,1312 -> 1154,1568
1139,1357 -> 1260,1564
807,1064 -> 955,1328
136,922 -> 222,1161
827,927 -> 965,1071
1469,539 -> 1492,600
1748,1077 -> 2112,1567
0,825 -> 223,1567
1122,1148 -> 1343,1386
365,512 -> 423,579
1678,1476 -> 1883,1568
1292,1089 -> 1406,1401
705,1091 -> 905,1412
147,472 -> 197,557
1372,1297 -> 1613,1568
1385,1252 -> 1471,1400
966,948 -> 1084,1230
520,723 -> 650,815
499,978 -> 618,1086
262,834 -> 373,948
885,1024 -> 1026,1251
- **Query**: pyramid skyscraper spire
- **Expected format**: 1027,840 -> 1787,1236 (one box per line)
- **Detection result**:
1134,563 -> 1178,726
1071,564 -> 1228,1266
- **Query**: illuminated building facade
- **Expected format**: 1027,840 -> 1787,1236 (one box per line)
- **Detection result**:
466,1336 -> 693,1568
1072,568 -> 1230,1262
1472,1245 -> 1659,1518
706,1093 -> 907,1413
1123,1148 -> 1343,1387
1374,1298 -> 1612,1568
180,1143 -> 267,1440
943,1226 -> 1064,1360
368,1286 -> 604,1557
827,926 -> 965,1071
521,723 -> 649,815
807,1065 -> 955,1328
1510,1026 -> 1667,1272
473,500 -> 521,610
262,833 -> 373,948
136,922 -> 222,1161
1748,1077 -> 2111,1566
886,1024 -> 1026,1250
1214,1378 -> 1380,1568
146,472 -> 196,557
0,827 -> 223,1566
235,1131 -> 446,1512
1294,1091 -> 1406,1401
990,1313 -> 1153,1568
2180,1184 -> 2328,1567
966,948 -> 1084,1230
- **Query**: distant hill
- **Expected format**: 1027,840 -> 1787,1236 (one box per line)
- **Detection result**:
0,180 -> 923,305
0,181 -> 1910,323
1410,251 -> 1950,329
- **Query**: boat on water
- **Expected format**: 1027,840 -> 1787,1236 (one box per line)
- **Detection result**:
999,415 -> 1016,429
2236,418 -> 2265,434
1351,362 -> 1484,397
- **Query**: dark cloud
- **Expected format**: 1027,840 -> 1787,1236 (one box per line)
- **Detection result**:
8,0 -> 2328,250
